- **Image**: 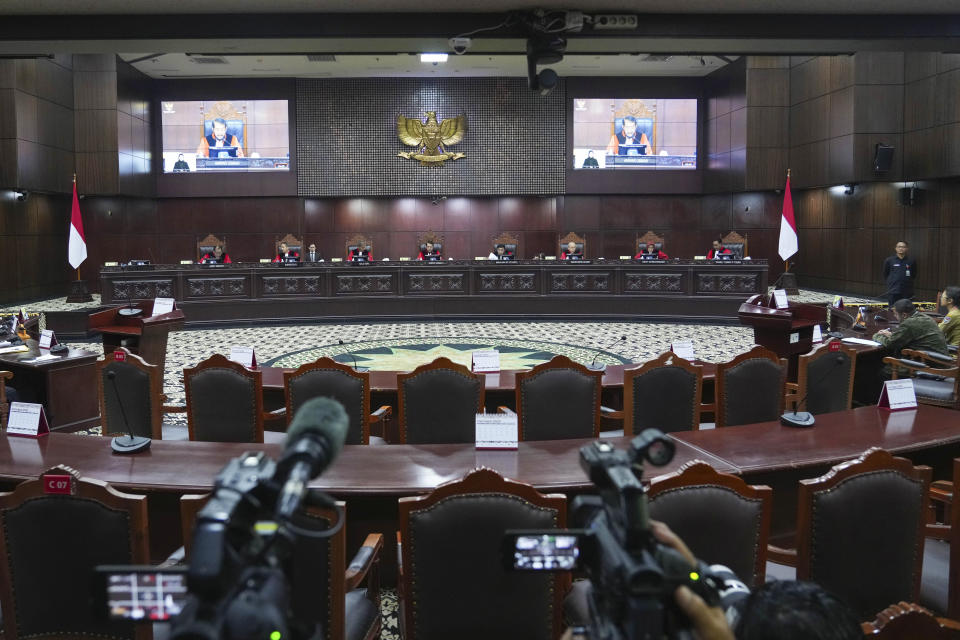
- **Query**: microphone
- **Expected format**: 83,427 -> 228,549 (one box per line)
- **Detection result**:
106,370 -> 152,453
780,353 -> 846,428
274,397 -> 349,522
337,339 -> 369,372
589,335 -> 626,371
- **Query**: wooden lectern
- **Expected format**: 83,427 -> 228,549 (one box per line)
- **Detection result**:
90,301 -> 184,372
738,294 -> 827,378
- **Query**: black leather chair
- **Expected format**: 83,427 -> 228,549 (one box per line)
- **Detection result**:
0,465 -> 151,640
794,448 -> 931,620
622,352 -> 703,434
184,353 -> 264,442
397,468 -> 568,640
514,355 -> 602,440
720,231 -> 748,259
0,370 -> 12,431
787,339 -> 858,415
97,347 -> 163,439
715,346 -> 787,427
863,602 -> 960,639
283,357 -> 391,445
647,461 -> 772,588
181,495 -> 383,640
884,349 -> 959,410
396,357 -> 484,444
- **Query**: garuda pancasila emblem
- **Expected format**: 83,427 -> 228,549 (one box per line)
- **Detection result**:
397,111 -> 467,166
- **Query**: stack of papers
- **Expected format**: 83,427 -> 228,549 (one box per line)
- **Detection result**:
841,337 -> 882,347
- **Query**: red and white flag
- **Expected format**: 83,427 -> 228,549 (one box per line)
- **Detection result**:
68,179 -> 87,269
778,172 -> 798,261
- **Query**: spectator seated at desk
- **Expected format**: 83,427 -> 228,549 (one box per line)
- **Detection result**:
272,242 -> 300,263
488,244 -> 514,261
560,240 -> 583,261
874,299 -> 950,364
349,247 -> 372,262
200,244 -> 231,264
939,285 -> 960,347
708,237 -> 733,260
417,241 -> 441,261
635,242 -> 669,261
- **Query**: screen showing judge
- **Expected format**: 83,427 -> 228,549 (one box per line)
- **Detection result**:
560,241 -> 582,260
418,242 -> 441,261
201,245 -> 231,264
273,242 -> 299,263
488,244 -> 513,261
197,118 -> 245,158
607,116 -> 649,156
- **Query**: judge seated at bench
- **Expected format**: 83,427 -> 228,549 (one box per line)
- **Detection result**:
417,241 -> 441,261
488,244 -> 513,261
201,245 -> 231,264
272,242 -> 299,263
635,242 -> 668,261
707,238 -> 733,260
304,243 -> 323,263
349,246 -> 372,262
560,241 -> 583,261
874,298 -> 950,367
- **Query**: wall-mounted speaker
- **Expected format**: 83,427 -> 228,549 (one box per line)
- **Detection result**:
874,143 -> 894,173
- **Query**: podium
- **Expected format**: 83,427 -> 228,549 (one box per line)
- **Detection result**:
738,294 -> 827,377
90,302 -> 184,372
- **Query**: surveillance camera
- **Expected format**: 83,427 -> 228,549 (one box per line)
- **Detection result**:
448,37 -> 472,55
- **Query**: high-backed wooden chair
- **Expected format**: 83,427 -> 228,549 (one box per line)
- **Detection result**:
492,231 -> 519,258
926,458 -> 960,617
96,347 -> 163,440
622,352 -> 703,434
0,465 -> 151,640
514,355 -> 602,440
418,231 -> 444,257
790,448 -> 931,620
180,495 -> 382,640
276,232 -> 303,256
559,231 -> 585,257
720,230 -> 748,259
283,357 -> 391,445
184,353 -> 264,443
396,357 -> 484,444
785,340 -> 858,414
647,461 -> 772,588
636,230 -> 666,255
0,370 -> 12,430
884,349 -> 959,410
863,602 -> 960,639
346,233 -> 373,259
397,468 -> 568,640
197,233 -> 225,262
715,345 -> 787,427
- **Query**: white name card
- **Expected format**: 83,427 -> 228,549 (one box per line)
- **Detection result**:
229,346 -> 257,369
789,332 -> 799,344
472,350 -> 501,373
545,255 -> 557,260
259,258 -> 271,263
104,261 -> 119,267
152,298 -> 175,316
7,402 -> 50,438
619,255 -> 632,260
773,289 -> 790,309
180,259 -> 194,265
38,329 -> 55,350
399,257 -> 411,261
331,258 -> 343,263
671,341 -> 696,361
812,324 -> 823,343
878,379 -> 918,411
476,413 -> 518,450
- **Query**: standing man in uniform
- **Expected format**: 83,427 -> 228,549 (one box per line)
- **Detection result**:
882,241 -> 916,307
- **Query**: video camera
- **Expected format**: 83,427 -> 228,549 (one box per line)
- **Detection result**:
505,429 -> 747,639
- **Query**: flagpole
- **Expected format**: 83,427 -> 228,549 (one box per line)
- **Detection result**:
783,168 -> 791,274
73,174 -> 81,282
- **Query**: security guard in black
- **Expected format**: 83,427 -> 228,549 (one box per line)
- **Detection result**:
882,241 -> 917,306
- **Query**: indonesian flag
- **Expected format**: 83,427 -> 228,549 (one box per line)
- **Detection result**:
778,173 -> 798,261
68,180 -> 87,269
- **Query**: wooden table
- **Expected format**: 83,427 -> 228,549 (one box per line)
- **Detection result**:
0,342 -> 99,431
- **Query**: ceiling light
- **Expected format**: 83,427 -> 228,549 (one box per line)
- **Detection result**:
420,53 -> 448,63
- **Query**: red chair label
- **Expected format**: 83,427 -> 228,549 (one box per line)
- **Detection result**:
114,351 -> 126,361
44,475 -> 73,494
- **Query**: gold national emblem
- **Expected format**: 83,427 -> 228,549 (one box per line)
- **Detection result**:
396,111 -> 467,166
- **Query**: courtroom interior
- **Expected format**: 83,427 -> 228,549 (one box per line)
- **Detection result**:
2,1 -> 960,639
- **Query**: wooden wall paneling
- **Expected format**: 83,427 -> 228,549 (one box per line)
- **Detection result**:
440,197 -> 472,232
854,85 -> 903,134
939,180 -> 960,228
14,59 -> 36,96
937,229 -> 960,293
414,198 -> 444,231
905,53 -> 938,84
854,52 -> 904,86
159,235 -> 196,264
746,69 -> 790,107
333,198 -> 365,232
14,91 -> 37,142
365,198 -> 390,230
901,227 -> 940,295
303,198 -> 335,233
904,76 -> 936,132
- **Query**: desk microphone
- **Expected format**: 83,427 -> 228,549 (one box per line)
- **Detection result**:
337,339 -> 369,373
106,370 -> 152,453
117,285 -> 143,318
780,354 -> 845,428
589,335 -> 626,371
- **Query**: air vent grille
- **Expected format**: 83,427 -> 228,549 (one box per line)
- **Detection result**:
307,54 -> 336,62
642,54 -> 673,62
190,56 -> 228,64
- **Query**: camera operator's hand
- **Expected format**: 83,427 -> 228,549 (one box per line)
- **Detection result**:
650,520 -> 696,567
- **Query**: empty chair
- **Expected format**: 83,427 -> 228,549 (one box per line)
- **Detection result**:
180,494 -> 382,640
884,349 -> 959,410
715,345 -> 787,427
397,468 -> 567,640
0,370 -> 12,430
647,460 -> 772,588
96,347 -> 163,439
786,339 -> 857,415
514,355 -> 602,440
864,602 -> 960,639
925,458 -> 960,617
283,357 -> 391,445
184,353 -> 264,442
793,448 -> 931,620
0,465 -> 151,640
396,357 -> 484,444
622,352 -> 703,434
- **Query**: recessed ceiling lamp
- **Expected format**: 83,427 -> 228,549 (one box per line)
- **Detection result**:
420,53 -> 449,63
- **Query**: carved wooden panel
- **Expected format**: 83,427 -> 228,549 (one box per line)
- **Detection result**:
111,279 -> 175,300
260,276 -> 322,296
550,272 -> 610,292
478,272 -> 536,292
696,273 -> 760,294
624,273 -> 683,293
185,277 -> 248,298
407,273 -> 465,294
335,274 -> 395,294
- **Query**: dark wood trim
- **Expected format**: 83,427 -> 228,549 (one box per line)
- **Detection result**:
283,356 -> 372,445
715,345 -> 786,428
514,354 -> 603,440
183,353 -> 265,443
395,356 -> 484,444
623,351 -> 704,435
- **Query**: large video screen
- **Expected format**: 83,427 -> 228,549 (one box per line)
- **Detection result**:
572,98 -> 697,170
160,100 -> 290,173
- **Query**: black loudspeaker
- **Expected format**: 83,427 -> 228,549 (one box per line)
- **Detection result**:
874,143 -> 895,173
899,186 -> 922,206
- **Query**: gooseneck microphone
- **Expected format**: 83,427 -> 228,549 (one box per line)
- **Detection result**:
780,354 -> 846,428
589,335 -> 626,371
337,338 -> 369,372
107,370 -> 152,453
274,397 -> 349,522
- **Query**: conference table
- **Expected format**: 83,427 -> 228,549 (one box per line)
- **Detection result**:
1,404 -> 957,578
